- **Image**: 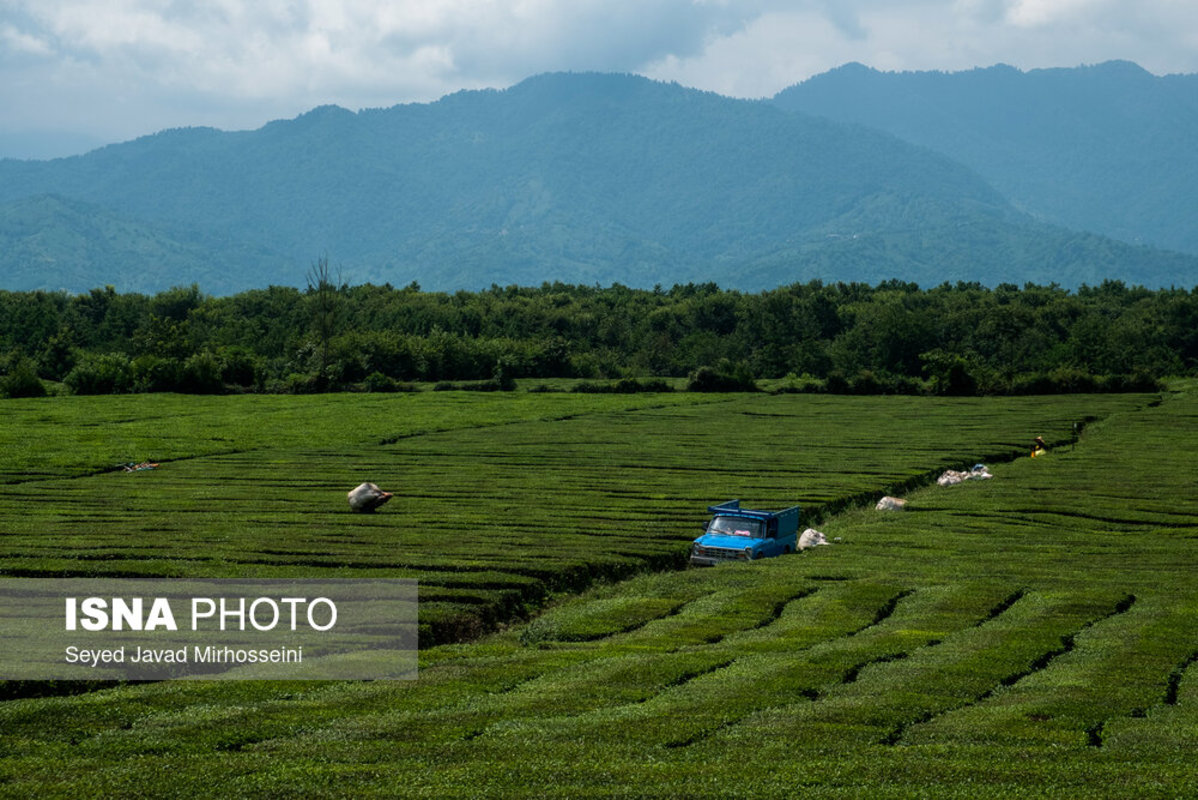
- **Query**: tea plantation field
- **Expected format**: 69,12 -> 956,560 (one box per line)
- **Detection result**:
0,391 -> 1141,643
2,389 -> 1196,797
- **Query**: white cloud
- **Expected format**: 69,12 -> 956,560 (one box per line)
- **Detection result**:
1,2 -> 755,116
643,9 -> 848,98
0,21 -> 51,56
0,0 -> 1196,157
1005,0 -> 1101,27
648,0 -> 1198,96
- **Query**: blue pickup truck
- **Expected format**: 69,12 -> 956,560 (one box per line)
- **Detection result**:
689,500 -> 801,566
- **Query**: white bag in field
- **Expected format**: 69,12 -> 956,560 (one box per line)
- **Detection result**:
938,464 -> 992,486
876,496 -> 906,511
348,482 -> 393,512
938,470 -> 967,486
798,528 -> 831,550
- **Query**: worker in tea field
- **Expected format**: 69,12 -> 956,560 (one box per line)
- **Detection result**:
1031,436 -> 1048,457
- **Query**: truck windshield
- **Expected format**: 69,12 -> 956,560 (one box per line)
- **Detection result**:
708,516 -> 763,538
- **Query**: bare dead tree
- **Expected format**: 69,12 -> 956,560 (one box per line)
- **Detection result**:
306,255 -> 341,391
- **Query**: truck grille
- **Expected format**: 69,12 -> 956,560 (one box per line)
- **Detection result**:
690,545 -> 746,565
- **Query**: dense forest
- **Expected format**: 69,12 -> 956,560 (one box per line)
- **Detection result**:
2,272 -> 1194,398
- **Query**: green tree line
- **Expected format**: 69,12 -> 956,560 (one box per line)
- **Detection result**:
2,278 -> 1194,398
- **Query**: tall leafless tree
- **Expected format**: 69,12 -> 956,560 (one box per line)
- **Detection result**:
306,255 -> 341,391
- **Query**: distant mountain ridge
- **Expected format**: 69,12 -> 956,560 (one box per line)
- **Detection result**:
1,68 -> 1196,294
772,60 -> 1198,257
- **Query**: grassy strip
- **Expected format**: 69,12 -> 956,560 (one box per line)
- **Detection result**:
0,392 -> 710,483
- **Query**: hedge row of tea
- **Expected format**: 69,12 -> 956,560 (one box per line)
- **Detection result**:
1,278 -> 1193,397
0,389 -> 1195,796
0,392 -> 1143,644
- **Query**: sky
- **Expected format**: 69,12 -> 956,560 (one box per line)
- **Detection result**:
2,0 -> 1197,159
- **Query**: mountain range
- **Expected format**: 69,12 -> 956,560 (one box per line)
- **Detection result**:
1,64 -> 1195,295
773,60 -> 1198,257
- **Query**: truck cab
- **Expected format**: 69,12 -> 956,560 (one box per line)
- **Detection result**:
690,500 -> 801,566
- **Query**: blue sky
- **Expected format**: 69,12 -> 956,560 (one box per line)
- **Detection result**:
2,0 -> 1196,159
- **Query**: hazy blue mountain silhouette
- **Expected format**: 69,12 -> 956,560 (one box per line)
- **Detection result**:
773,60 -> 1198,257
2,70 -> 1195,294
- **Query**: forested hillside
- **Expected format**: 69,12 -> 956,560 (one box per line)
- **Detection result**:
773,60 -> 1198,256
2,279 -> 1193,398
2,72 -> 1195,294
